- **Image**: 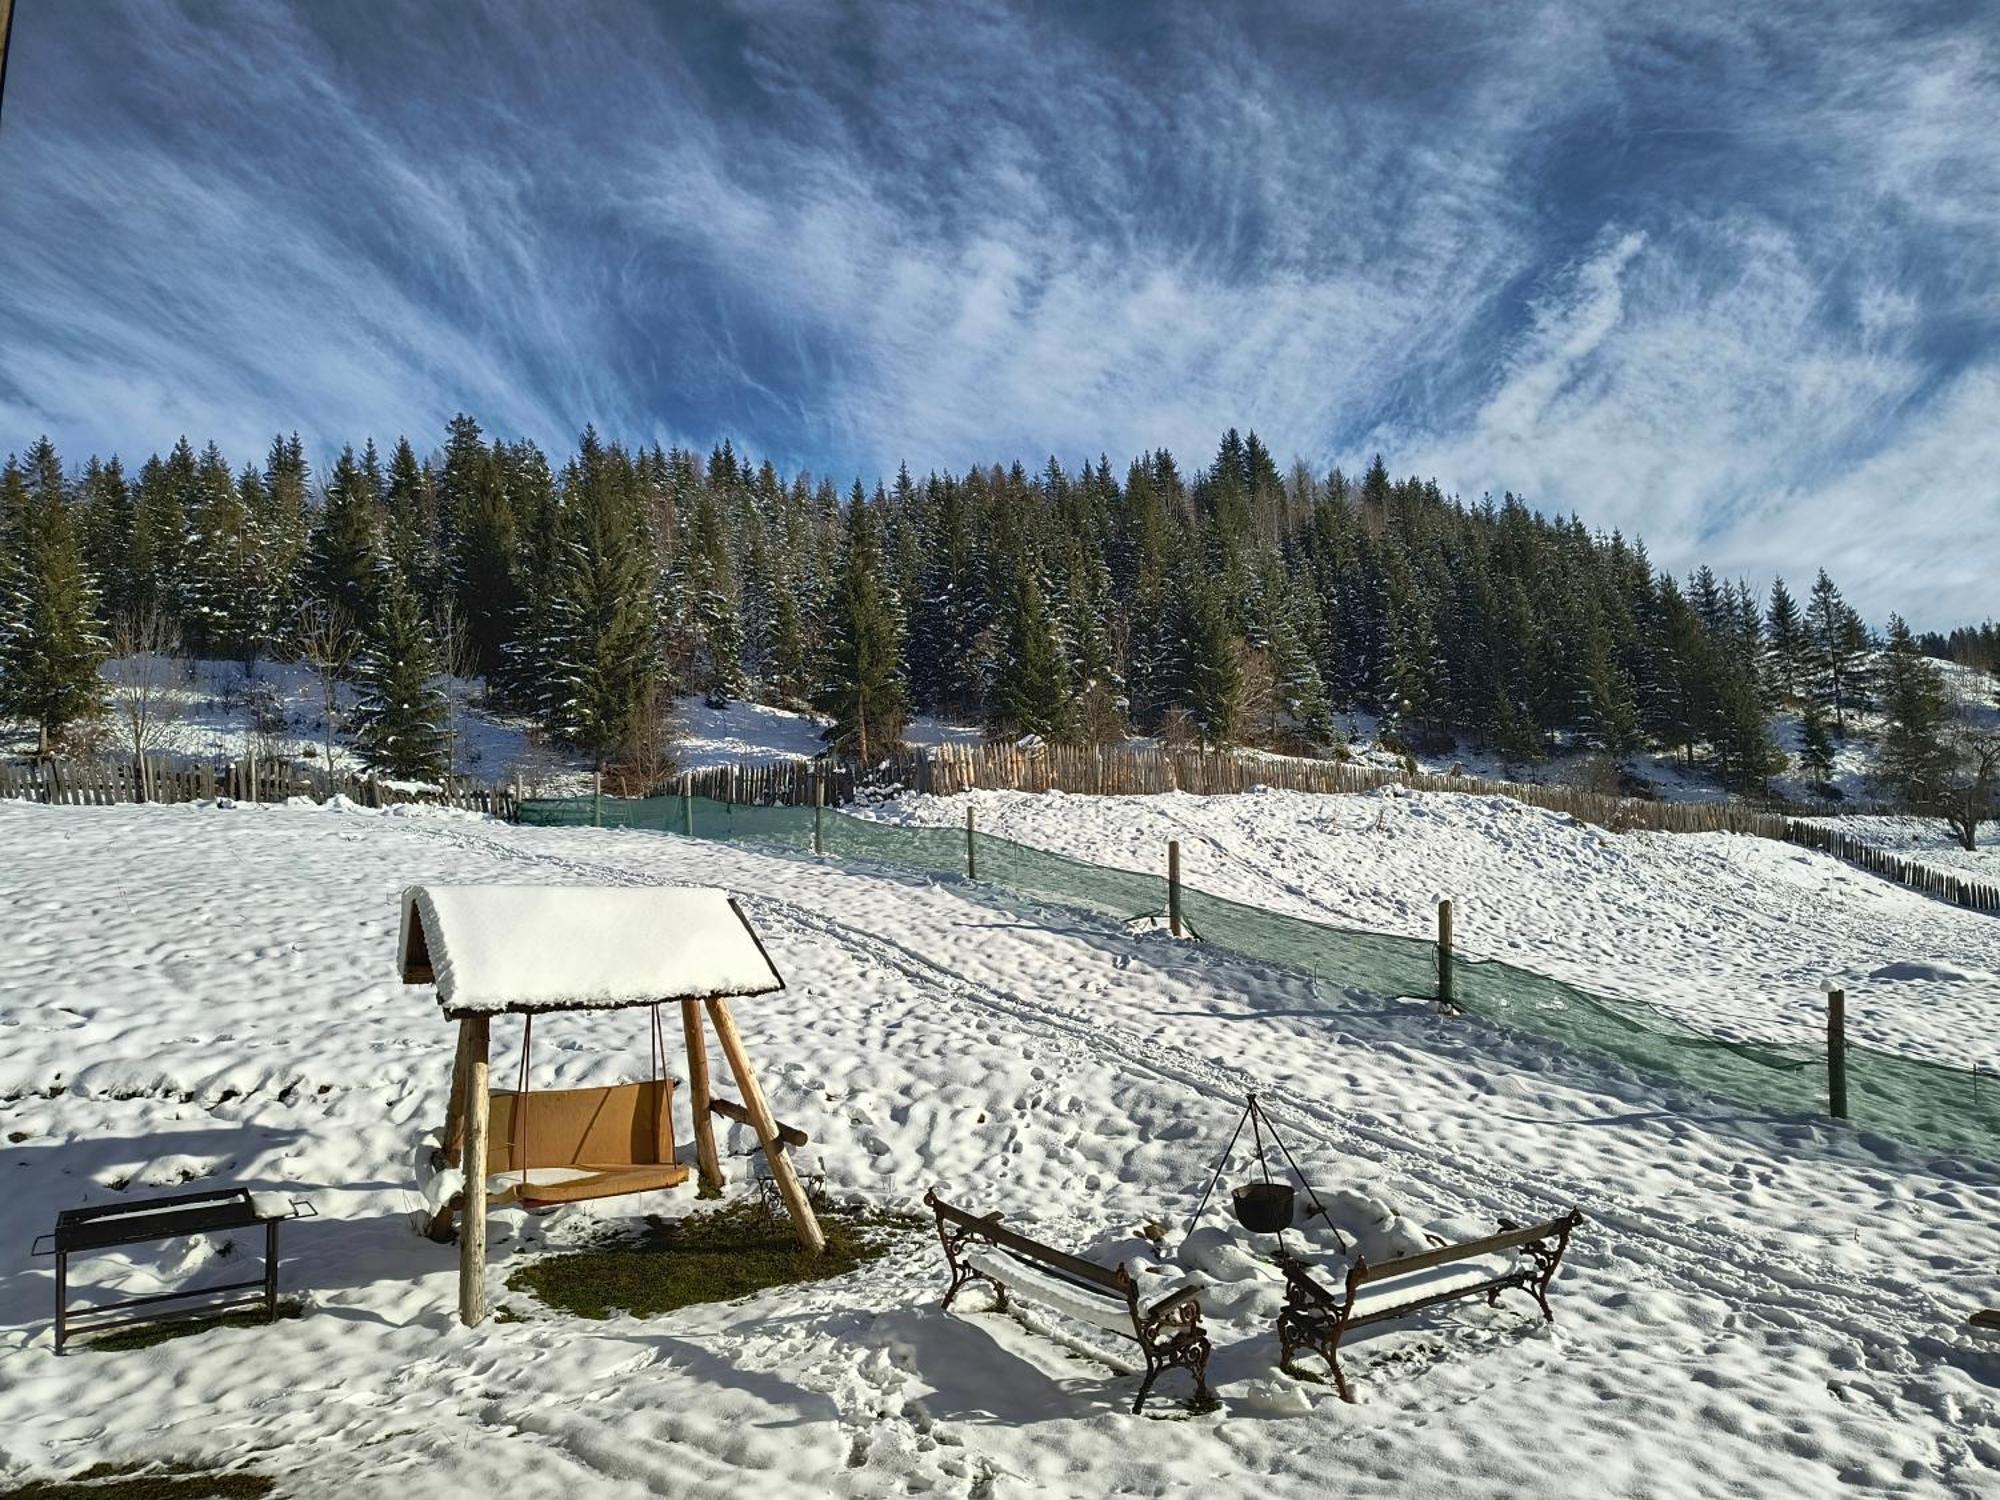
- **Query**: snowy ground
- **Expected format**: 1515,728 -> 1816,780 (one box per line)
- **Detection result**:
872,786 -> 2000,1068
1,795 -> 1996,1497
1807,815 -> 2000,881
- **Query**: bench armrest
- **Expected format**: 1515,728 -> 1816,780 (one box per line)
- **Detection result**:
1144,1284 -> 1203,1321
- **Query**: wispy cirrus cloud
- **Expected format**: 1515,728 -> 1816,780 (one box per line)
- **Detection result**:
0,0 -> 1992,623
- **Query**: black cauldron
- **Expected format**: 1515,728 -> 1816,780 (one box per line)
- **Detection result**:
1231,1181 -> 1295,1233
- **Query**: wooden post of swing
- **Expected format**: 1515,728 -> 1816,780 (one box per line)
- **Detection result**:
1168,839 -> 1182,937
965,805 -> 976,880
1437,898 -> 1455,1010
1826,986 -> 1848,1121
682,998 -> 724,1191
705,996 -> 825,1255
457,1014 -> 491,1326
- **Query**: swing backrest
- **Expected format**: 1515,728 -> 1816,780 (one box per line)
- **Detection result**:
484,1080 -> 676,1173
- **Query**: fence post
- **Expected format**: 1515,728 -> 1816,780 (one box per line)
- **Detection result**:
682,783 -> 694,837
1826,985 -> 1848,1120
1168,839 -> 1183,937
814,778 -> 825,856
592,770 -> 603,828
965,806 -> 976,880
1437,898 -> 1455,1009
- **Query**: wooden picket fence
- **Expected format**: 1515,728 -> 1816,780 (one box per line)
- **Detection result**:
0,754 -> 518,818
1778,820 -> 2000,914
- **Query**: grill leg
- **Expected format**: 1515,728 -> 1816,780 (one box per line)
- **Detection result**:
265,1222 -> 279,1321
55,1252 -> 67,1355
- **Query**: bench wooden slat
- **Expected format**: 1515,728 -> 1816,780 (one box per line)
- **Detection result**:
1351,1212 -> 1579,1284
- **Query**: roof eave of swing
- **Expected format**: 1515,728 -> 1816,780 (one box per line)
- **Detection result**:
398,884 -> 787,1018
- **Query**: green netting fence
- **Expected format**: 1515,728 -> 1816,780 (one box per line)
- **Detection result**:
519,794 -> 2000,1161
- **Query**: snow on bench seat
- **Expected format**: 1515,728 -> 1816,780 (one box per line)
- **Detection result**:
1347,1253 -> 1514,1322
964,1248 -> 1154,1335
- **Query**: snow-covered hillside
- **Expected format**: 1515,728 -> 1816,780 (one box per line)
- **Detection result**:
1,795 -> 1995,1497
1,657 -> 981,787
873,785 -> 2000,1066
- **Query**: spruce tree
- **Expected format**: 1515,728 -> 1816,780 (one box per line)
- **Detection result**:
0,444 -> 108,752
1764,576 -> 1807,703
79,457 -> 136,623
437,414 -> 518,674
309,445 -> 384,627
383,436 -> 435,594
1798,700 -> 1836,795
542,429 -> 657,765
180,442 -> 265,663
682,492 -> 746,705
814,487 -> 907,761
1804,570 -> 1868,735
988,555 -> 1071,741
1874,615 -> 1952,807
1183,566 -> 1242,745
350,571 -> 448,780
132,438 -> 197,622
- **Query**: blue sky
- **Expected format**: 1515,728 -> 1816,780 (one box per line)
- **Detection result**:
1,0 -> 1995,626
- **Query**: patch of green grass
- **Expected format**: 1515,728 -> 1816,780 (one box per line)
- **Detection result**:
75,1300 -> 303,1354
506,1198 -> 923,1319
0,1460 -> 274,1499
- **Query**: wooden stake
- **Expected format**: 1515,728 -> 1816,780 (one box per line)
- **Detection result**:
705,997 -> 825,1255
1826,987 -> 1848,1120
966,805 -> 976,880
457,1014 -> 491,1326
592,770 -> 603,828
1437,898 -> 1455,1009
814,777 -> 825,856
682,998 -> 724,1191
1168,839 -> 1182,937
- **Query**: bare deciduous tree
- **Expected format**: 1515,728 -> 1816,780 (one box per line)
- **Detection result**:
604,680 -> 681,797
295,602 -> 357,780
1936,712 -> 2000,852
432,598 -> 477,780
104,610 -> 191,771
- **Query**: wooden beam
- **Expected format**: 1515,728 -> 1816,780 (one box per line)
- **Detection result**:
681,998 -> 723,1191
709,1097 -> 808,1149
458,1014 -> 491,1326
705,997 -> 825,1255
441,1015 -> 478,1166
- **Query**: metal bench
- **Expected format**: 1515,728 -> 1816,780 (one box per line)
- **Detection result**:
1276,1208 -> 1582,1400
925,1188 -> 1213,1413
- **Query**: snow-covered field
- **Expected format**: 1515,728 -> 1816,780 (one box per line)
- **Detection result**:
1,794 -> 1997,1497
876,785 -> 2000,1067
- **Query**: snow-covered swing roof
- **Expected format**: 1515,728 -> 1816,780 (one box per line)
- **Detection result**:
399,885 -> 785,1019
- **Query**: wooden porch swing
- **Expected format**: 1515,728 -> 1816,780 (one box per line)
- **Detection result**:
399,884 -> 825,1327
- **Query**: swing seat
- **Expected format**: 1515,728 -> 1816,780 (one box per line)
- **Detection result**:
452,1080 -> 690,1207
